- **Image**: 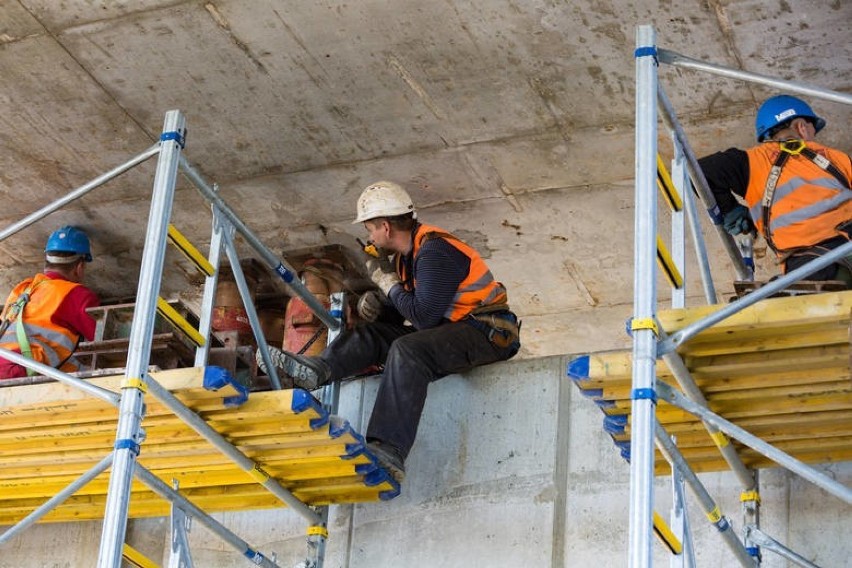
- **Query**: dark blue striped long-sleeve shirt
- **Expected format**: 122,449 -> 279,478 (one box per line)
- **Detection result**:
388,236 -> 471,330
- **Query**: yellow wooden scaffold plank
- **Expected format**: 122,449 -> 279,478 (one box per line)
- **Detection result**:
567,290 -> 852,475
0,366 -> 401,524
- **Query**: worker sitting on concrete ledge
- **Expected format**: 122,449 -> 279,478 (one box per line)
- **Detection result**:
0,226 -> 100,380
699,95 -> 852,286
258,180 -> 521,482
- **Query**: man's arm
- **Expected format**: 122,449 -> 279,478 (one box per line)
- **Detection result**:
52,286 -> 100,341
698,147 -> 750,213
389,239 -> 469,329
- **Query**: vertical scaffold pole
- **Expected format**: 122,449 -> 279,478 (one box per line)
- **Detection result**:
630,24 -> 658,568
97,110 -> 186,568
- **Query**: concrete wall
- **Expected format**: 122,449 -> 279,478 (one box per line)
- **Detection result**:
1,355 -> 850,567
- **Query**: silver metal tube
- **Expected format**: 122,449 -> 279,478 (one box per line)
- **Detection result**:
0,346 -> 120,405
654,423 -> 756,567
661,349 -> 755,489
745,527 -> 821,568
657,86 -> 750,280
0,453 -> 114,545
661,239 -> 852,353
628,24 -> 658,568
179,156 -> 340,331
659,50 -> 852,106
144,376 -> 321,523
657,382 -> 852,504
0,144 -> 160,243
681,167 -> 717,303
221,228 -> 282,390
98,111 -> 186,568
193,200 -> 226,367
134,466 -> 281,568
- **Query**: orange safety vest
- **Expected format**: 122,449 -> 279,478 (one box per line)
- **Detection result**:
397,223 -> 509,321
744,141 -> 852,254
0,274 -> 84,372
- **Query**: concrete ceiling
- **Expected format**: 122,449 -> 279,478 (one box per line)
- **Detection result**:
1,0 -> 850,358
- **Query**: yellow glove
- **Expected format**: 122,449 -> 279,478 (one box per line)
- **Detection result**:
367,258 -> 400,296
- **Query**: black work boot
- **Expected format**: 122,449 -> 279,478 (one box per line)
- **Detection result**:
256,346 -> 331,390
366,440 -> 406,483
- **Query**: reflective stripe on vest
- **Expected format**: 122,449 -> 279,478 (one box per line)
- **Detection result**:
0,274 -> 83,372
744,142 -> 852,253
399,223 -> 509,322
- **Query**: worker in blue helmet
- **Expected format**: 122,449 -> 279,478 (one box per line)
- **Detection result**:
699,95 -> 852,286
0,226 -> 100,380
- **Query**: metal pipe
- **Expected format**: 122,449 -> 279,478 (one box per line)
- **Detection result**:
0,453 -> 114,545
654,423 -> 756,567
193,200 -> 226,368
134,466 -> 281,568
144,376 -> 321,524
628,24 -> 658,568
221,227 -> 282,390
659,50 -> 852,106
98,111 -> 185,568
661,349 -> 755,489
745,527 -> 821,568
178,156 -> 340,331
660,239 -> 852,353
657,382 -> 852,504
0,144 -> 160,243
657,86 -> 750,280
0,346 -> 121,405
681,165 -> 717,303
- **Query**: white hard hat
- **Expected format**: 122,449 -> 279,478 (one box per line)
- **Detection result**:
352,181 -> 416,223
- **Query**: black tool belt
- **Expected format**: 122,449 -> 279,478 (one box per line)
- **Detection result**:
468,309 -> 521,351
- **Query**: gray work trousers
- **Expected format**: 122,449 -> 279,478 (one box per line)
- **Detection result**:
319,319 -> 518,459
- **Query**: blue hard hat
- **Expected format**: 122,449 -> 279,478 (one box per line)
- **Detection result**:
755,95 -> 826,142
45,225 -> 92,262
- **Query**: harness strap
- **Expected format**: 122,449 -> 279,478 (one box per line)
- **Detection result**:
761,140 -> 852,254
2,278 -> 50,376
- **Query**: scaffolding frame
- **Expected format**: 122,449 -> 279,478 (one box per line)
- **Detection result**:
0,110 -> 356,568
631,25 -> 852,568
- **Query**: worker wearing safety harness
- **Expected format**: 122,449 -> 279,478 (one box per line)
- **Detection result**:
0,226 -> 100,380
258,181 -> 520,482
699,95 -> 852,285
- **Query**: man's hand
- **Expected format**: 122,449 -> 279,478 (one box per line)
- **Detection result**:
367,258 -> 401,295
357,290 -> 384,322
723,205 -> 756,236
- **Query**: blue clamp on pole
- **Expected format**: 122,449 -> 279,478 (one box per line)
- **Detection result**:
634,45 -> 658,65
631,387 -> 657,404
160,130 -> 186,149
274,263 -> 295,283
114,438 -> 141,456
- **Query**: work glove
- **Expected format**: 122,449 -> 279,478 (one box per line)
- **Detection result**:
722,205 -> 755,236
367,258 -> 401,296
356,290 -> 385,322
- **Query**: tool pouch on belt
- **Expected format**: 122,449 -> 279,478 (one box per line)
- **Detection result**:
470,310 -> 521,354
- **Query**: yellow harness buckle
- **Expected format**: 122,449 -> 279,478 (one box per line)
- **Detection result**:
779,139 -> 806,155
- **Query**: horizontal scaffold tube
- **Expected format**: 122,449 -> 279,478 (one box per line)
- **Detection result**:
179,156 -> 340,331
144,374 -> 321,524
656,382 -> 852,504
661,239 -> 852,353
0,144 -> 160,243
654,423 -> 755,567
658,49 -> 852,106
134,466 -> 281,568
0,346 -> 120,405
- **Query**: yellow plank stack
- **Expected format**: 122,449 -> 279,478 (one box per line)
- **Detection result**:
0,367 -> 399,525
567,290 -> 852,475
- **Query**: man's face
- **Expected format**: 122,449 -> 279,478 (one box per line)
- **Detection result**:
364,219 -> 391,250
